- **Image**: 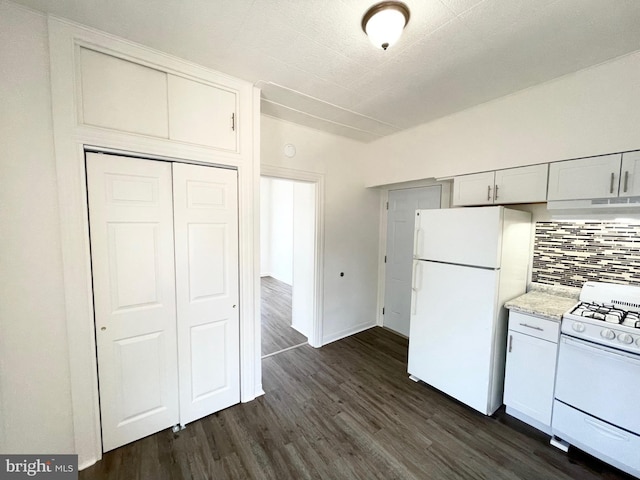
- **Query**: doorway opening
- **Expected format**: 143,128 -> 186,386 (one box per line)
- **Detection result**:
260,175 -> 318,357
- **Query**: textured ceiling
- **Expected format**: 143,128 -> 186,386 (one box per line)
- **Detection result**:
11,0 -> 640,142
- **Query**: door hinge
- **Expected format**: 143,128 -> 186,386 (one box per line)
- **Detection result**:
386,201 -> 389,210
382,307 -> 385,315
231,112 -> 235,131
384,255 -> 387,263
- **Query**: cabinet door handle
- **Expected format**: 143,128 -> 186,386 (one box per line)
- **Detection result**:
610,172 -> 615,194
494,184 -> 499,201
519,322 -> 543,331
624,170 -> 629,193
487,185 -> 492,201
508,334 -> 513,353
231,112 -> 235,131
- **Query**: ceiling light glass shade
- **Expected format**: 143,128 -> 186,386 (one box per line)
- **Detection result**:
362,2 -> 410,50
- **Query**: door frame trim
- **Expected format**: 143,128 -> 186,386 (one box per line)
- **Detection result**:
261,165 -> 325,348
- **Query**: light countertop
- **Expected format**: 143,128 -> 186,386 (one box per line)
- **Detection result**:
505,283 -> 580,322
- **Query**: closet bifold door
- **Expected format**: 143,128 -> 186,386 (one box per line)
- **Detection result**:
172,163 -> 240,425
86,153 -> 180,452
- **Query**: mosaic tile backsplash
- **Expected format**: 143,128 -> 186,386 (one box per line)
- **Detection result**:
532,221 -> 640,288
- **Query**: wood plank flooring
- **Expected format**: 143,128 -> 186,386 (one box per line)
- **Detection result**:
261,276 -> 307,356
80,327 -> 633,480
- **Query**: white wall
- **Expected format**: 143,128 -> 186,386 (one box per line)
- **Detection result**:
291,181 -> 315,337
259,176 -> 271,276
261,116 -> 380,344
261,176 -> 315,336
0,1 -> 75,454
265,178 -> 294,285
363,50 -> 640,187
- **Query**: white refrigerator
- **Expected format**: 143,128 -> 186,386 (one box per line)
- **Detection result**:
408,206 -> 531,415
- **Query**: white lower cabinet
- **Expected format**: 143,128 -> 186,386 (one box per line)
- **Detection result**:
503,312 -> 560,434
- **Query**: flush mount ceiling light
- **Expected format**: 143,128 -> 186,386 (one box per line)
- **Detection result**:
361,1 -> 410,51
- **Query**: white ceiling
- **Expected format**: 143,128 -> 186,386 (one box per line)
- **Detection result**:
12,0 -> 640,142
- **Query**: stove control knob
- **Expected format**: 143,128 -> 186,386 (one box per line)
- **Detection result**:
572,322 -> 585,333
618,333 -> 633,344
600,329 -> 615,340
636,337 -> 640,347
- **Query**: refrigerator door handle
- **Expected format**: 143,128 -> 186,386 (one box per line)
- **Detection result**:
414,227 -> 423,258
411,261 -> 418,291
411,261 -> 423,315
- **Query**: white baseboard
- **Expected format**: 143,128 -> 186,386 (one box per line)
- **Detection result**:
291,323 -> 309,338
321,321 -> 376,346
79,458 -> 99,471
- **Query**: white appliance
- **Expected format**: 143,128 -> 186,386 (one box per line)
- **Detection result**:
408,206 -> 531,415
552,282 -> 640,479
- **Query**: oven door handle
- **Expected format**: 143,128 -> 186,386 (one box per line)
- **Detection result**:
561,335 -> 640,364
583,416 -> 630,442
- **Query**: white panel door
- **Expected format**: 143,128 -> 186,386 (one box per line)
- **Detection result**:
172,163 -> 240,425
384,187 -> 441,336
86,153 -> 179,452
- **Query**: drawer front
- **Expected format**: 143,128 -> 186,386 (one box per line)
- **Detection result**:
552,400 -> 640,478
508,311 -> 559,342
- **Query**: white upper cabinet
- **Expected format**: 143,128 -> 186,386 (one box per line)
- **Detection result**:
620,151 -> 640,197
452,164 -> 548,206
452,171 -> 495,206
78,47 -> 239,153
494,164 -> 548,204
168,75 -> 237,152
79,48 -> 169,138
547,154 -> 622,201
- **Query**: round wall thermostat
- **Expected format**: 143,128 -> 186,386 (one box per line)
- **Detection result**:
284,144 -> 296,158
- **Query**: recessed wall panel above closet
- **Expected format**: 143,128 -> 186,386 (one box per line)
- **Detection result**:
168,75 -> 237,151
78,47 -> 239,152
79,48 -> 169,138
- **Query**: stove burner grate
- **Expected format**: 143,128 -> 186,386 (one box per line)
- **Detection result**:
571,302 -> 640,328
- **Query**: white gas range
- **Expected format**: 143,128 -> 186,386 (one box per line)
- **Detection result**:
552,281 -> 640,478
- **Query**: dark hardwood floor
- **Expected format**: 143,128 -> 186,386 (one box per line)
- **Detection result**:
80,327 -> 633,480
261,276 -> 307,356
